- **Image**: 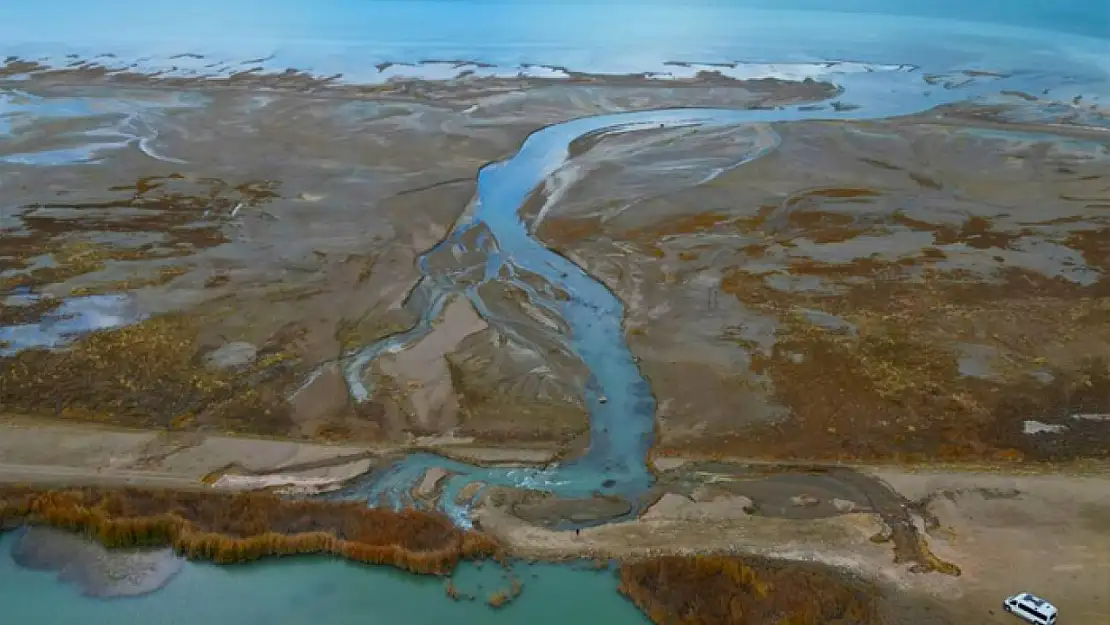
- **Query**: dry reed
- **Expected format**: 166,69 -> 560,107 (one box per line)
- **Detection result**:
618,554 -> 881,625
0,486 -> 499,575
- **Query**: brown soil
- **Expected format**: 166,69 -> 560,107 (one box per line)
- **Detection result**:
687,266 -> 1110,463
0,315 -> 298,435
0,486 -> 499,574
5,77 -> 1108,461
618,554 -> 882,625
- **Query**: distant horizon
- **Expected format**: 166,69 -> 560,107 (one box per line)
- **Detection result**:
3,0 -> 1107,45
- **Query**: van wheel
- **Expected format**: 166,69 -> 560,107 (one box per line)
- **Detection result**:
1003,604 -> 1013,613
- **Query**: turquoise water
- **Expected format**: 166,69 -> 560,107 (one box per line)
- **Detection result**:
1,1 -> 1107,88
0,533 -> 649,625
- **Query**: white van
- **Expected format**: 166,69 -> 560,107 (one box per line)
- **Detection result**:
1003,593 -> 1058,625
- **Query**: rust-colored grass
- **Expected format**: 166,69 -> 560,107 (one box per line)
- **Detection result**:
696,261 -> 1110,464
1,174 -> 276,296
68,265 -> 190,296
487,577 -> 523,608
0,315 -> 297,435
618,555 -> 881,625
0,487 -> 499,575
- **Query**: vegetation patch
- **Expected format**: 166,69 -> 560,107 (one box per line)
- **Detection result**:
68,265 -> 191,296
0,315 -> 297,435
699,261 -> 1110,464
0,487 -> 499,575
618,554 -> 881,625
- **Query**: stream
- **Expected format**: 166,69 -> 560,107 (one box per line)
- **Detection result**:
327,65 -> 1067,526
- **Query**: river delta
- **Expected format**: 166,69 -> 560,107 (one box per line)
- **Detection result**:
2,3 -> 1110,623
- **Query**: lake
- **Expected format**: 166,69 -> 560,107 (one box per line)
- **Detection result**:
0,532 -> 649,625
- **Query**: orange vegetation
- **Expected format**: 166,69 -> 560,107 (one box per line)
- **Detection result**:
536,216 -> 603,247
619,555 -> 881,625
622,212 -> 733,239
0,487 -> 499,575
487,577 -> 523,608
0,315 -> 296,435
695,261 -> 1110,464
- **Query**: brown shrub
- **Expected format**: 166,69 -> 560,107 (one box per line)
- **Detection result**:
619,555 -> 881,625
0,486 -> 499,575
0,315 -> 296,435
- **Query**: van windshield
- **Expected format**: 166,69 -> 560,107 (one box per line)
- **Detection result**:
1023,607 -> 1048,621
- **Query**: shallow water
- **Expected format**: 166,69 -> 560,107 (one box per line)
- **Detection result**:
3,1 -> 1108,87
0,294 -> 139,355
0,533 -> 648,625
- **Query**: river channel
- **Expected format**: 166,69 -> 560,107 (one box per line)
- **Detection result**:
328,60 -> 1109,524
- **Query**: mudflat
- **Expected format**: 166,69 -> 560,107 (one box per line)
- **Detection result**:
2,71 -> 1108,466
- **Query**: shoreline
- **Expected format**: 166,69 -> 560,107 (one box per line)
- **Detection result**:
1,416 -> 1108,623
1,414 -> 1105,486
0,486 -> 499,575
0,56 -> 854,107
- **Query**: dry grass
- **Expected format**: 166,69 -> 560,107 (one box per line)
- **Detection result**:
0,486 -> 499,575
0,315 -> 297,435
333,312 -> 415,353
619,554 -> 881,625
487,577 -> 523,608
0,241 -> 169,293
678,261 -> 1110,463
1,174 -> 277,311
446,353 -> 588,444
68,265 -> 191,296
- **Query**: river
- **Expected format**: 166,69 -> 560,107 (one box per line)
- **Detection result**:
328,52 -> 1109,525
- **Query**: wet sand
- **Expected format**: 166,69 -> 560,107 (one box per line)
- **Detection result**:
535,106 -> 1110,463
